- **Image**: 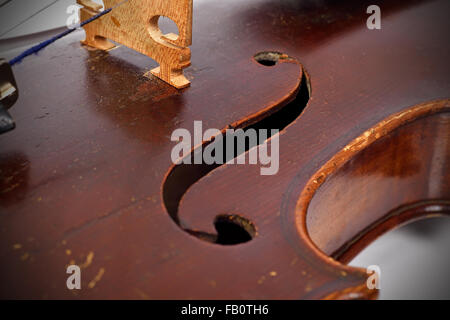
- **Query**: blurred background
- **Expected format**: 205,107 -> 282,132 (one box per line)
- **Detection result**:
0,0 -> 77,43
1,0 -> 449,300
350,216 -> 450,299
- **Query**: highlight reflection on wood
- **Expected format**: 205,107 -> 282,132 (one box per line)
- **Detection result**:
297,100 -> 449,263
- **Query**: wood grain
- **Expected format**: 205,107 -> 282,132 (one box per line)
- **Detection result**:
0,0 -> 449,299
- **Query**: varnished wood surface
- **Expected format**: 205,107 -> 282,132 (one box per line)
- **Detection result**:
298,101 -> 449,263
0,0 -> 449,299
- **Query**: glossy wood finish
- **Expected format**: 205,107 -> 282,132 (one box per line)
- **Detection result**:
0,0 -> 449,299
298,101 -> 449,261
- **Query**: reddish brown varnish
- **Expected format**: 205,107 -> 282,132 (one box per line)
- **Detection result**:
0,0 -> 449,299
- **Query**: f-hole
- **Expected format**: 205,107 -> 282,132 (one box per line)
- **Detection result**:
163,54 -> 311,245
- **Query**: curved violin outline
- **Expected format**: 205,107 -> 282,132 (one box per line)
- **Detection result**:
279,99 -> 449,299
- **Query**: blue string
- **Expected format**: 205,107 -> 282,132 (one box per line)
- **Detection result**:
9,8 -> 112,66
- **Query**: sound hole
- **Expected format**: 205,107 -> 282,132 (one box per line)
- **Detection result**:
254,51 -> 284,66
214,215 -> 256,245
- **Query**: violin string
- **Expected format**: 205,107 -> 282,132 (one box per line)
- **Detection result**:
8,0 -> 130,66
0,0 -> 14,9
0,0 -> 62,38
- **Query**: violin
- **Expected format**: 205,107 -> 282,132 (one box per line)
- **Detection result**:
0,0 -> 448,299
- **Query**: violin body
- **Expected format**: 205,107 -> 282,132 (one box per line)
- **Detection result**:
0,0 -> 449,299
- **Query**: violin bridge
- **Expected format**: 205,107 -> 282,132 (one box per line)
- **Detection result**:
77,0 -> 193,89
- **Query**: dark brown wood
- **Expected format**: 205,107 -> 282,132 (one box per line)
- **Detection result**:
0,0 -> 449,299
